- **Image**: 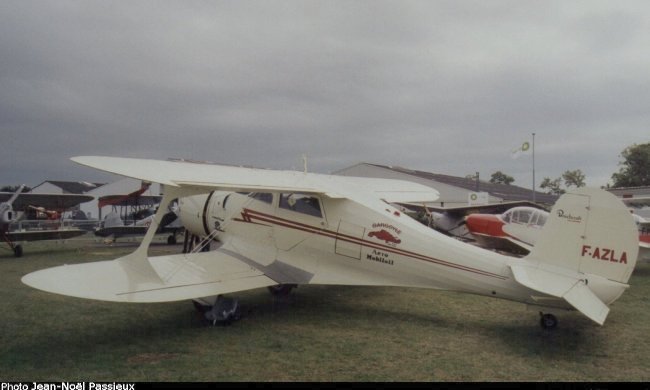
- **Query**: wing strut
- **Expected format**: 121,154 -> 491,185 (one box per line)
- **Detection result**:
117,185 -> 206,284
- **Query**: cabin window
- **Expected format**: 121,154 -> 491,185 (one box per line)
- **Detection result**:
516,209 -> 534,224
279,193 -> 323,218
250,192 -> 273,204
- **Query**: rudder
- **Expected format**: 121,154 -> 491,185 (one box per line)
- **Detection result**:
513,188 -> 638,324
527,187 -> 638,284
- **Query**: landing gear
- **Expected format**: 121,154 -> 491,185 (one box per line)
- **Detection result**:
267,284 -> 297,296
167,235 -> 177,245
539,312 -> 558,330
182,231 -> 213,254
2,234 -> 22,258
193,295 -> 240,326
13,244 -> 23,258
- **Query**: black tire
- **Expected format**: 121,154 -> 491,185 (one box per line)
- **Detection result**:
540,313 -> 558,329
13,245 -> 23,258
267,284 -> 297,296
167,235 -> 177,245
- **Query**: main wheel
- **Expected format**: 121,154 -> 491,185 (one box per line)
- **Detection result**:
267,284 -> 297,296
540,313 -> 558,329
13,244 -> 23,258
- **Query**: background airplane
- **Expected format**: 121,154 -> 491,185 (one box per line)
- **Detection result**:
400,201 -> 548,241
1,185 -> 93,257
465,205 -> 650,262
94,187 -> 182,244
22,156 -> 640,330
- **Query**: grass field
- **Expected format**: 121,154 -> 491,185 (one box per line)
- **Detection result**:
1,236 -> 649,381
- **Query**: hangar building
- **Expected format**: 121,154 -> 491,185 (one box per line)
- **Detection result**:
335,163 -> 558,207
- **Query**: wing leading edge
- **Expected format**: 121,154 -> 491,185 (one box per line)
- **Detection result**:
70,156 -> 439,205
22,248 -> 278,303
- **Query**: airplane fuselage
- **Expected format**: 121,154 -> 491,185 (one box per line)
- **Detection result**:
179,191 -> 569,310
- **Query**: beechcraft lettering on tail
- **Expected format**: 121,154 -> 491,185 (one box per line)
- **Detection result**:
21,156 -> 641,329
557,209 -> 583,223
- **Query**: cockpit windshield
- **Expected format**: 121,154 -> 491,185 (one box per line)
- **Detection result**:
502,207 -> 547,227
279,193 -> 323,218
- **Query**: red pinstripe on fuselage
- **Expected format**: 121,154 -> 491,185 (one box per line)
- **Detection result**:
233,208 -> 507,280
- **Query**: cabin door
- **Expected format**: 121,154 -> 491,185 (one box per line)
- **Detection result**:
335,220 -> 365,260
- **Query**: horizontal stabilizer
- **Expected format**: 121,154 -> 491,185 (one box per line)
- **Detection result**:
22,250 -> 278,303
511,264 -> 578,298
563,281 -> 609,325
511,264 -> 612,325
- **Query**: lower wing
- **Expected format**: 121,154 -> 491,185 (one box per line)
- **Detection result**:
22,247 -> 279,303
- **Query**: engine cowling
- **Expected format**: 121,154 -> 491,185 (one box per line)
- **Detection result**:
178,191 -> 230,237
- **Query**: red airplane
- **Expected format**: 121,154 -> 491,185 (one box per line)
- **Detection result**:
466,206 -> 649,262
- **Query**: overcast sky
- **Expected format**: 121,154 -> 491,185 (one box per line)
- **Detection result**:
1,1 -> 649,191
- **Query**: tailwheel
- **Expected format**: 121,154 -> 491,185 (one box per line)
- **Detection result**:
539,312 -> 558,330
268,284 -> 297,296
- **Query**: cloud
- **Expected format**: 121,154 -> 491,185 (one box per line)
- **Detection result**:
1,1 -> 649,189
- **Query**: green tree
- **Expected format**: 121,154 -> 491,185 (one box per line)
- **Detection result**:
611,142 -> 650,187
540,169 -> 586,195
562,169 -> 586,188
540,177 -> 565,195
489,171 -> 515,185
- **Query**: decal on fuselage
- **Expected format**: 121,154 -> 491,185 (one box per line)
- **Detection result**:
368,223 -> 402,246
365,249 -> 394,266
230,208 -> 507,280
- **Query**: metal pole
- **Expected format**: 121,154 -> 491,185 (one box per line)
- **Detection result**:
532,133 -> 536,203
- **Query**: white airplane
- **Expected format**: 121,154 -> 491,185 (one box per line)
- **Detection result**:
22,156 -> 640,329
465,206 -> 650,262
1,185 -> 93,257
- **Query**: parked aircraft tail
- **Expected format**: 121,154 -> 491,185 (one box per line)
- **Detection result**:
510,188 -> 639,325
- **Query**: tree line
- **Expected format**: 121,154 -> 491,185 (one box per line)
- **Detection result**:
487,142 -> 650,195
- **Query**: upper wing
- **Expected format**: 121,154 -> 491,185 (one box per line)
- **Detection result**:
621,196 -> 650,208
71,156 -> 439,204
0,193 -> 94,210
98,194 -> 162,207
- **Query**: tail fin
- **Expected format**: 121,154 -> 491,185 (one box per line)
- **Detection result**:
511,188 -> 639,325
